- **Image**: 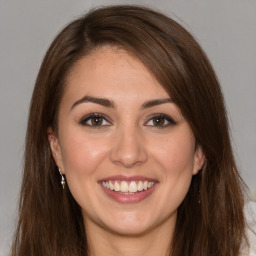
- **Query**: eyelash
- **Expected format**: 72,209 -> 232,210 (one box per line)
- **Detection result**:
80,113 -> 111,127
79,113 -> 177,128
144,113 -> 177,127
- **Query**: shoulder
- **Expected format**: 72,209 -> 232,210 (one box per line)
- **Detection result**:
241,201 -> 256,256
240,250 -> 256,256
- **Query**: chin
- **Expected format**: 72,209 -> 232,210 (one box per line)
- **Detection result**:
98,210 -> 164,237
105,221 -> 152,237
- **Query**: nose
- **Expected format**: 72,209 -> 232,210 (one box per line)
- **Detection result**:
110,126 -> 148,168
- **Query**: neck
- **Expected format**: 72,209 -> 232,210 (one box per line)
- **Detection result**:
85,218 -> 175,256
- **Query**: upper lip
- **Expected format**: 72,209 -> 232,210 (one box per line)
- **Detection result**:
98,175 -> 158,183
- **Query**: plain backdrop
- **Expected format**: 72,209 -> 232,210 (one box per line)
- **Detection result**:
0,0 -> 256,255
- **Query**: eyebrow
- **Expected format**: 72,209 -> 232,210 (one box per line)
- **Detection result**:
70,95 -> 173,111
141,98 -> 174,109
70,96 -> 116,111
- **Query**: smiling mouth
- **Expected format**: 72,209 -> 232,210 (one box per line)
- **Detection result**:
101,180 -> 155,194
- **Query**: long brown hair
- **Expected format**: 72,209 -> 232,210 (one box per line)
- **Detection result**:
11,5 -> 248,256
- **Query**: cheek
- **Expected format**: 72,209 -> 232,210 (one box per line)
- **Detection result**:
58,130 -> 111,211
59,129 -> 109,178
150,130 -> 196,202
153,132 -> 196,173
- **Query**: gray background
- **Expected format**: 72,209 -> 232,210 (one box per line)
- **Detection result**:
0,0 -> 255,255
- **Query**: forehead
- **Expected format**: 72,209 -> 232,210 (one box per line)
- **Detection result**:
64,46 -> 169,102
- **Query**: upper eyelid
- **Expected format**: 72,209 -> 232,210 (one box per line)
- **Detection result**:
145,113 -> 176,123
80,113 -> 112,124
79,112 -> 176,125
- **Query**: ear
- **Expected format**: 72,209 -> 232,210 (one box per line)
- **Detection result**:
192,145 -> 206,175
47,127 -> 64,173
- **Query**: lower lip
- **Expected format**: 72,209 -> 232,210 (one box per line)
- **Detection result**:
99,183 -> 157,204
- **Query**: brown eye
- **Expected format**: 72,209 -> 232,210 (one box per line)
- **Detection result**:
80,114 -> 111,127
145,114 -> 177,127
91,116 -> 103,126
152,117 -> 166,126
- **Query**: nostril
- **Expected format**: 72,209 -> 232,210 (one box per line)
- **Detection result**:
110,135 -> 148,167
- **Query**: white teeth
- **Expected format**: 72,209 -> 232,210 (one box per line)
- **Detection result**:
102,180 -> 155,193
109,181 -> 114,190
143,181 -> 148,190
120,181 -> 129,192
148,182 -> 154,188
137,181 -> 143,191
114,181 -> 120,191
129,181 -> 137,193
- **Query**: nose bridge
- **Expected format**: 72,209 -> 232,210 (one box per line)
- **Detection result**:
110,123 -> 147,168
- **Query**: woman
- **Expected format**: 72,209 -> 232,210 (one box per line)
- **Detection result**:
11,5 -> 250,256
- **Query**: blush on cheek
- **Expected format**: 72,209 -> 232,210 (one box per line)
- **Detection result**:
60,135 -> 110,179
158,144 -> 195,174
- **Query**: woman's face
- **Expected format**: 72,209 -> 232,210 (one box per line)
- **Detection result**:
49,46 -> 204,237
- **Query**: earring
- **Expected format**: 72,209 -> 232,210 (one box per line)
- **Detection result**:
58,168 -> 65,189
198,159 -> 207,204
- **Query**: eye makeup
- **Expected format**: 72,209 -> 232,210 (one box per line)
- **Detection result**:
79,112 -> 177,129
144,113 -> 177,128
80,113 -> 111,127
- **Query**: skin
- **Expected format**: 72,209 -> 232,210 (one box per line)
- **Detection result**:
48,46 -> 205,256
